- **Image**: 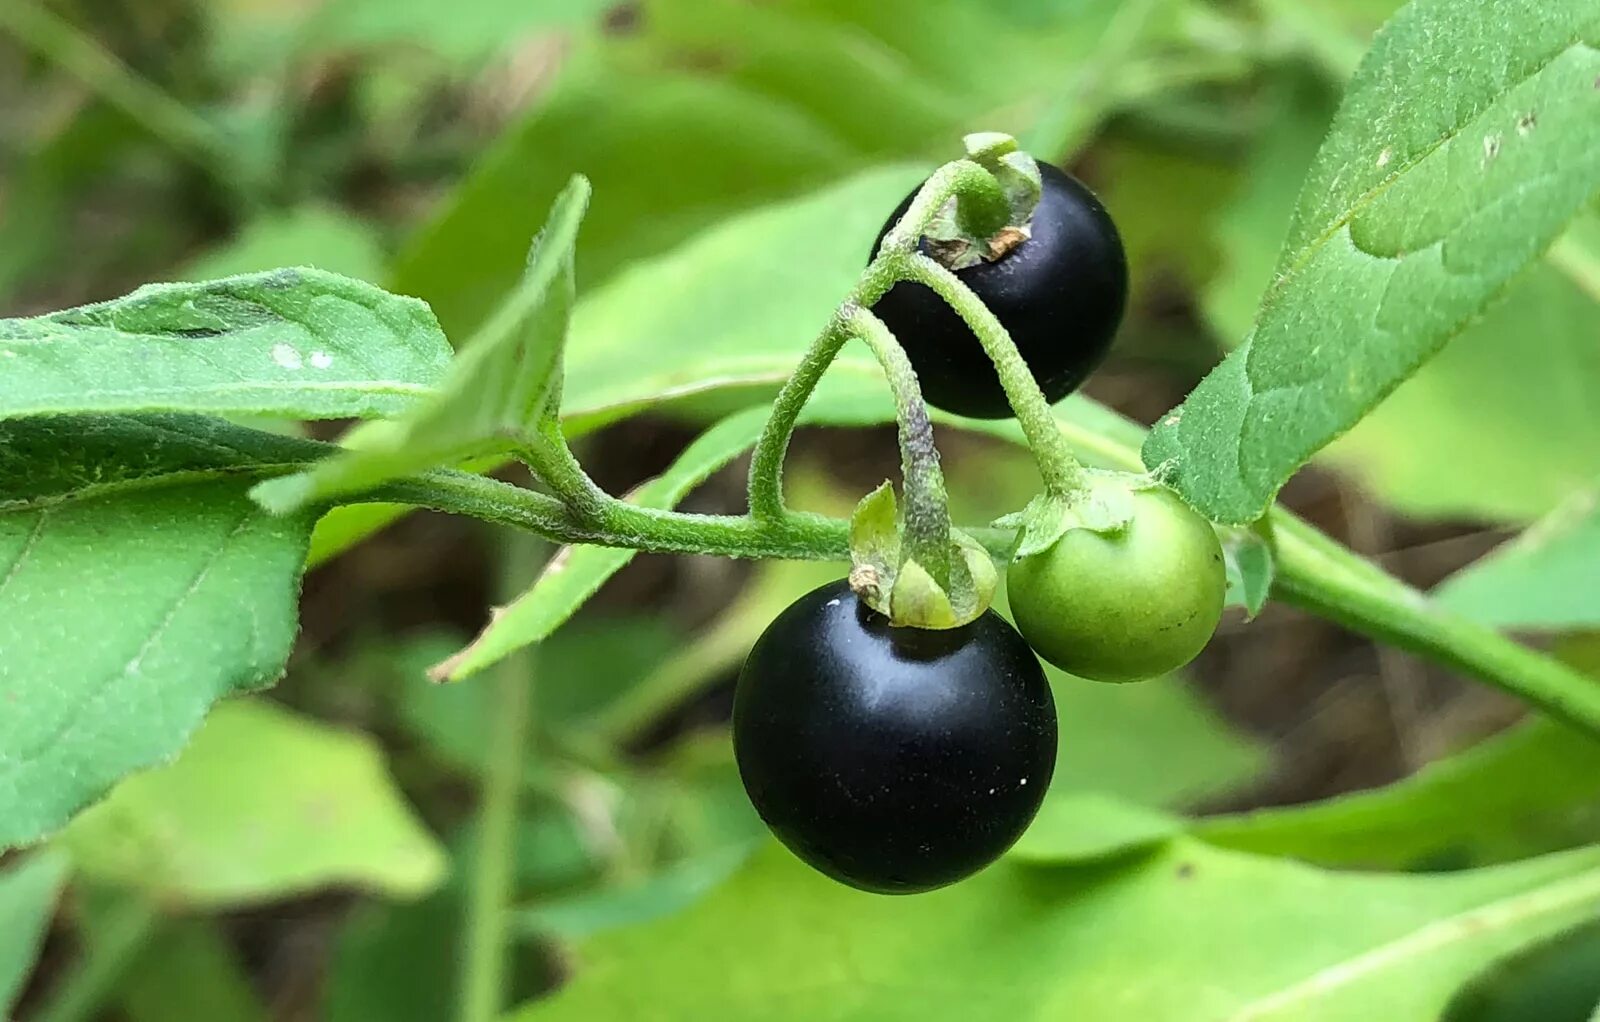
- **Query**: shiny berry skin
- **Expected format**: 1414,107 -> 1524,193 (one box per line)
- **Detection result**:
1007,486 -> 1226,683
733,580 -> 1057,894
869,162 -> 1128,419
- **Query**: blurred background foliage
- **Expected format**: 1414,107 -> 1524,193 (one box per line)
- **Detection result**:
2,0 -> 1599,1018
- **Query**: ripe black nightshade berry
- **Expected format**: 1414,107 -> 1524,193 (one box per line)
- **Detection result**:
869,162 -> 1128,419
733,580 -> 1056,894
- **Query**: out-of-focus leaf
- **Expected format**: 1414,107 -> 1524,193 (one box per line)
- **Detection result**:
432,407 -> 771,682
1047,665 -> 1268,810
1,415 -> 321,850
1435,486 -> 1600,630
0,270 -> 448,421
183,206 -> 387,283
393,0 -> 1158,343
1442,918 -> 1600,1022
1198,718 -> 1600,869
559,166 -> 920,428
112,920 -> 268,1022
515,838 -> 1600,1021
391,52 -> 864,343
393,624 -> 678,784
311,0 -> 610,62
1010,794 -> 1182,864
325,891 -> 460,1022
1144,0 -> 1600,524
252,178 -> 589,513
58,700 -> 447,906
0,852 -> 68,1017
517,844 -> 757,940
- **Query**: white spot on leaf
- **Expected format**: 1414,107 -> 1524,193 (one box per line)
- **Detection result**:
1376,147 -> 1392,168
309,350 -> 334,370
1483,134 -> 1501,161
271,343 -> 303,370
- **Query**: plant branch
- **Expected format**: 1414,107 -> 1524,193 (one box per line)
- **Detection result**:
369,469 -> 1017,562
845,305 -> 952,586
898,252 -> 1089,498
746,157 -> 1016,522
1271,518 -> 1600,739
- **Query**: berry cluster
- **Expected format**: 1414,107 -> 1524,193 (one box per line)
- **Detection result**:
735,165 -> 1226,894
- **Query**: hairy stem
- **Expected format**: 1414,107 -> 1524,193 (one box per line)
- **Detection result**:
879,160 -> 1013,252
846,305 -> 952,586
746,159 -> 1012,521
1271,519 -> 1600,738
371,469 -> 1016,561
898,252 -> 1088,498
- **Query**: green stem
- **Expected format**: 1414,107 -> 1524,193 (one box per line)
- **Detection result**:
458,537 -> 539,1022
746,315 -> 854,522
0,4 -> 262,208
519,419 -> 610,524
746,158 -> 1015,522
371,469 -> 1017,561
845,305 -> 952,586
1271,520 -> 1600,738
36,898 -> 159,1022
897,252 -> 1088,498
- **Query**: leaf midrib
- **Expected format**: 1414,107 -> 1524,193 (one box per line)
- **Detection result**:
1227,860 -> 1600,1020
1,463 -> 318,514
1257,37 -> 1594,331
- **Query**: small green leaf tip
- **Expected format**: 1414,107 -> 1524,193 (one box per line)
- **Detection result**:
249,473 -> 317,515
847,482 -> 996,629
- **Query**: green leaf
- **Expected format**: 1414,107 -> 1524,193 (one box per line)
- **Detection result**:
1144,0 -> 1600,524
1222,524 -> 1276,619
560,165 -> 923,429
515,838 -> 1600,1021
0,852 -> 68,1017
1198,717 -> 1600,869
517,844 -> 758,940
1,416 -> 320,850
1442,918 -> 1600,1022
432,407 -> 771,682
1435,486 -> 1600,630
183,205 -> 387,284
58,699 -> 446,906
311,0 -> 610,62
111,919 -> 268,1022
1009,794 -> 1182,864
1206,84 -> 1600,523
1046,666 -> 1268,810
0,269 -> 449,422
253,178 -> 591,513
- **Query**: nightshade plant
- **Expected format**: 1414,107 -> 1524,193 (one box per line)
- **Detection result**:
2,0 -> 1600,1016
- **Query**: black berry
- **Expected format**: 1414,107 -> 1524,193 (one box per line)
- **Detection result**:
733,580 -> 1057,893
870,163 -> 1128,419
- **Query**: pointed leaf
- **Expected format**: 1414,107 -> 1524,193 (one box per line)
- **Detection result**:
253,177 -> 591,513
516,838 -> 1600,1021
58,700 -> 446,906
1,415 -> 320,849
433,407 -> 770,681
0,852 -> 68,1017
0,269 -> 449,422
1436,486 -> 1600,630
1144,0 -> 1600,523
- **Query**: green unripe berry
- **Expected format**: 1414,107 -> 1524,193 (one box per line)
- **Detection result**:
1007,486 -> 1225,683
